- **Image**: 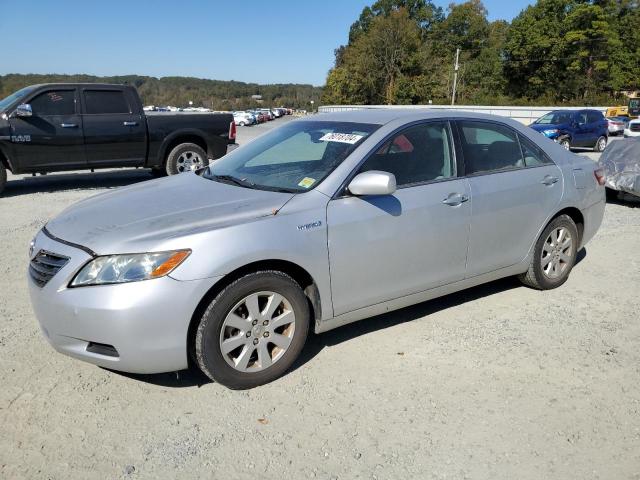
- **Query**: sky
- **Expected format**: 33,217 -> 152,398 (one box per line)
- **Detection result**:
0,0 -> 532,86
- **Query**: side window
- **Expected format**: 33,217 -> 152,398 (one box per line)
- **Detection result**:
84,90 -> 131,114
587,111 -> 602,123
576,112 -> 588,125
360,121 -> 454,187
29,90 -> 76,116
458,120 -> 524,174
518,134 -> 553,167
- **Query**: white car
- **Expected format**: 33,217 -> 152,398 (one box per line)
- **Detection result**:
623,118 -> 640,137
233,113 -> 253,126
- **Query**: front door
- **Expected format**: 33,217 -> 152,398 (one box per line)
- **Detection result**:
455,120 -> 563,277
327,121 -> 471,316
80,88 -> 146,167
9,88 -> 85,172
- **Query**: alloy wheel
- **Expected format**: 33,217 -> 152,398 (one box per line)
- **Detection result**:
176,151 -> 204,173
219,291 -> 296,372
541,227 -> 573,279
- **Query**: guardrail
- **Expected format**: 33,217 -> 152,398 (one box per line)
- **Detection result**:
318,104 -> 609,125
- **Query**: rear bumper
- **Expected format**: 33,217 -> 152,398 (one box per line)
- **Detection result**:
28,229 -> 217,374
623,128 -> 640,137
580,198 -> 606,248
226,143 -> 239,154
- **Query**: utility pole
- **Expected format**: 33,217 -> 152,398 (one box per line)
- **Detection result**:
451,48 -> 460,106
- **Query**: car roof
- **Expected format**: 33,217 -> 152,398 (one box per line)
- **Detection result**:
299,108 -> 529,126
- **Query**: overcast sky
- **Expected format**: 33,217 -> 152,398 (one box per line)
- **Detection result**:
0,0 -> 533,86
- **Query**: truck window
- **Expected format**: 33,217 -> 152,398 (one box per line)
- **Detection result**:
29,90 -> 76,116
84,90 -> 131,114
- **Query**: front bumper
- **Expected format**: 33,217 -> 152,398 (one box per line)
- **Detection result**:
28,229 -> 218,374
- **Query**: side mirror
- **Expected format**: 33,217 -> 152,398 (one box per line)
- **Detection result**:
15,103 -> 32,117
348,171 -> 396,196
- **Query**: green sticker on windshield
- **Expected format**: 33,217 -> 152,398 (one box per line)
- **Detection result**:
298,177 -> 316,189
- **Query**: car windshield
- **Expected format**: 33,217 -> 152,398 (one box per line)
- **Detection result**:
535,112 -> 573,125
204,120 -> 379,193
0,86 -> 36,112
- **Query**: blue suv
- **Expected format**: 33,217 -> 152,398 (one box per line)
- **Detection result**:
529,109 -> 609,152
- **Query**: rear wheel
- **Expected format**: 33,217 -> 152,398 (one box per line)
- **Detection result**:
0,163 -> 6,195
195,271 -> 310,389
594,136 -> 607,152
519,214 -> 579,290
166,143 -> 208,175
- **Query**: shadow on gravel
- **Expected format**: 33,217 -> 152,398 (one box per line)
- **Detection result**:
114,247 -> 587,389
606,190 -> 640,207
2,169 -> 153,196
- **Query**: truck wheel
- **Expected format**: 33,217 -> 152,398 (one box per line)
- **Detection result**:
195,271 -> 310,389
0,163 -> 6,195
166,143 -> 208,175
594,136 -> 607,152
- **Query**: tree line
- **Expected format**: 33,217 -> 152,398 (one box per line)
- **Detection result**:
322,0 -> 640,106
0,74 -> 323,111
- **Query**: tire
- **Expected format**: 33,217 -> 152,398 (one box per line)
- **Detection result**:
165,143 -> 208,175
238,122 -> 245,127
594,135 -> 607,152
0,162 -> 6,196
558,137 -> 571,150
519,214 -> 579,290
195,271 -> 310,389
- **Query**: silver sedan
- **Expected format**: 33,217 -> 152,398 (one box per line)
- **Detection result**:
28,109 -> 606,389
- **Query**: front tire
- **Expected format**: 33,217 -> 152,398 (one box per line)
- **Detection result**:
558,137 -> 571,150
165,143 -> 208,175
0,163 -> 6,195
519,214 -> 579,290
195,271 -> 310,389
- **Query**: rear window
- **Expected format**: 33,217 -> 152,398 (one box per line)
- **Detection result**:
84,90 -> 131,114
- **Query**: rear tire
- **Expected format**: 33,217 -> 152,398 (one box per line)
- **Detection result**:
0,163 -> 6,195
519,214 -> 579,290
594,135 -> 607,152
165,143 -> 208,175
195,271 -> 310,389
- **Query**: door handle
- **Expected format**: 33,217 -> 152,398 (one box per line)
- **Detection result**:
123,121 -> 138,126
541,175 -> 559,186
60,123 -> 78,128
442,193 -> 469,206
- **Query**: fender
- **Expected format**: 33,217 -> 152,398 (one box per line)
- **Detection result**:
154,128 -> 223,167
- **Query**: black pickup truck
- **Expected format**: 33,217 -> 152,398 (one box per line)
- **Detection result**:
0,83 -> 236,194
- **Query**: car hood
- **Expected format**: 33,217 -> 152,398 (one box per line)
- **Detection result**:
45,173 -> 295,254
529,123 -> 566,132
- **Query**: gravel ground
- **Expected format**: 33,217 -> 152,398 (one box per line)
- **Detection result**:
1,119 -> 639,479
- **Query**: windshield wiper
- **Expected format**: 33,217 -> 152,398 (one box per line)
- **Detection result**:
211,174 -> 256,188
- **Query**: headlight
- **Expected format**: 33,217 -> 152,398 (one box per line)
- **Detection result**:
542,129 -> 559,137
70,250 -> 190,287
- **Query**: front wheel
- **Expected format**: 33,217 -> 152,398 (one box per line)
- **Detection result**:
0,162 -> 6,195
594,136 -> 607,152
195,271 -> 310,389
165,143 -> 208,175
558,138 -> 571,150
519,214 -> 579,290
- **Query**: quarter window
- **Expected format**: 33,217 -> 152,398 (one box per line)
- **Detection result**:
518,134 -> 552,167
359,122 -> 455,187
29,90 -> 76,116
84,90 -> 131,114
459,120 -> 524,174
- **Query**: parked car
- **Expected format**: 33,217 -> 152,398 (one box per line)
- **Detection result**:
233,112 -> 253,126
623,118 -> 640,138
28,110 -> 605,389
606,116 -> 629,136
529,109 -> 608,151
0,83 -> 236,194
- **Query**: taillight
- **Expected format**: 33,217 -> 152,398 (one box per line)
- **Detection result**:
594,167 -> 606,186
229,121 -> 236,141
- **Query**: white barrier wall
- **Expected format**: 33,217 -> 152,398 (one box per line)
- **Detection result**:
318,104 -> 608,125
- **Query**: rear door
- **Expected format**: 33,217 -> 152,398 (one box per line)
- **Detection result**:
80,87 -> 146,167
455,120 -> 563,277
8,88 -> 86,171
572,111 -> 590,146
327,121 -> 471,316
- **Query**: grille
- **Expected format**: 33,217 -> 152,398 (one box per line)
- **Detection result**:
630,123 -> 640,132
29,250 -> 70,287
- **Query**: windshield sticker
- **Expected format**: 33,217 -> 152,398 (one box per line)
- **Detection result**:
319,132 -> 364,144
298,177 -> 316,189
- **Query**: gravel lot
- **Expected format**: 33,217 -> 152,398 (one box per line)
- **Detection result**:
1,118 -> 639,479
